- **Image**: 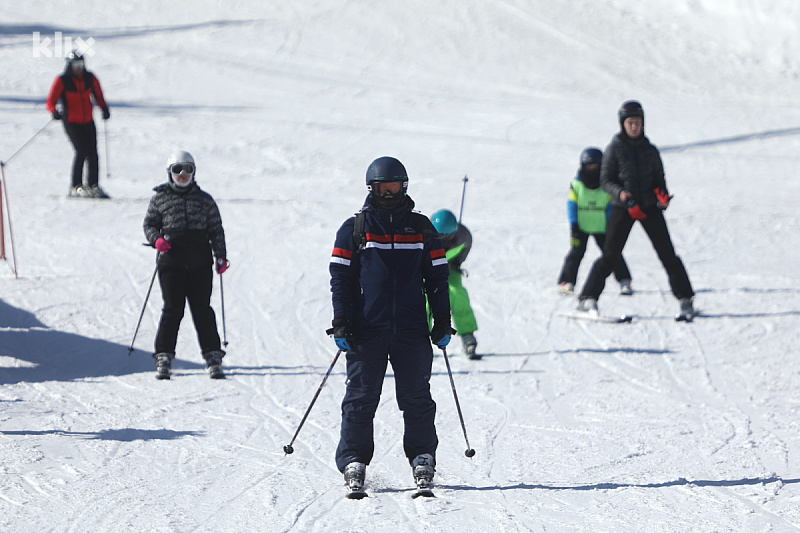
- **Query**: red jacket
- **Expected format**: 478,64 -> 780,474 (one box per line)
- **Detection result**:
47,71 -> 108,124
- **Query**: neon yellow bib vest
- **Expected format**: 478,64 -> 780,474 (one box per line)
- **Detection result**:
572,180 -> 611,234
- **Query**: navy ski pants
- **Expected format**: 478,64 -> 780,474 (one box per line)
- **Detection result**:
335,331 -> 438,472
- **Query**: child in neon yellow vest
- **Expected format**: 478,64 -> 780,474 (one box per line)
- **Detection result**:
558,148 -> 632,295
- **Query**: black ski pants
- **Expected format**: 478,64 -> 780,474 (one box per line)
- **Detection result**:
335,331 -> 438,472
558,232 -> 632,286
580,205 -> 694,301
63,121 -> 99,188
155,263 -> 221,356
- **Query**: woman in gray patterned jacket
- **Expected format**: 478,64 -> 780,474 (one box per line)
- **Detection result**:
143,149 -> 228,380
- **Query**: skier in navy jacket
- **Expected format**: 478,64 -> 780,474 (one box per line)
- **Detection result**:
329,156 -> 452,495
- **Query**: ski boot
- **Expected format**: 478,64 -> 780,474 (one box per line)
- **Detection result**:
68,185 -> 92,198
619,279 -> 633,296
154,352 -> 174,380
343,462 -> 367,499
90,185 -> 110,199
577,297 -> 598,316
558,282 -> 575,295
677,297 -> 695,322
411,453 -> 435,497
461,333 -> 481,360
203,350 -> 226,379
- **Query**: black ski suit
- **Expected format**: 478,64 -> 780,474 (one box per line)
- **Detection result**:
580,132 -> 694,302
143,182 -> 226,356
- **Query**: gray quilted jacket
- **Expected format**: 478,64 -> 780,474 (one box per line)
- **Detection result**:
143,183 -> 226,267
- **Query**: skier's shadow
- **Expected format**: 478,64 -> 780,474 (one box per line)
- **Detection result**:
0,428 -> 203,441
0,299 -> 153,384
435,475 -> 800,492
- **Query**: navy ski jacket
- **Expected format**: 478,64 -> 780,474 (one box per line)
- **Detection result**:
330,195 -> 451,335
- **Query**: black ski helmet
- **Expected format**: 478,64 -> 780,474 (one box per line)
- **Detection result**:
579,147 -> 603,167
618,100 -> 644,130
66,50 -> 85,65
365,156 -> 408,210
579,147 -> 603,189
366,156 -> 408,188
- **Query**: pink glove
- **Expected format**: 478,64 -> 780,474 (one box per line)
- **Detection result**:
215,258 -> 229,274
155,237 -> 172,253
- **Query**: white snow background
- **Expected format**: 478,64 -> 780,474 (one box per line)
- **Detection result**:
1,1 -> 800,531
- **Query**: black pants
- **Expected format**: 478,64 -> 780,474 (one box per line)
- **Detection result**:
580,206 -> 694,301
558,233 -> 631,286
63,121 -> 99,188
155,264 -> 221,355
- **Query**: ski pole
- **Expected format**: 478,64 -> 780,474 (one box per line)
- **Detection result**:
2,119 -> 54,167
127,253 -> 160,355
283,349 -> 343,455
103,120 -> 111,180
219,269 -> 228,347
441,347 -> 476,458
0,162 -> 19,278
458,175 -> 469,223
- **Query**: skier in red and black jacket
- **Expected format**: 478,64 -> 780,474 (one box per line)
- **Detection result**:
46,51 -> 110,199
329,156 -> 452,495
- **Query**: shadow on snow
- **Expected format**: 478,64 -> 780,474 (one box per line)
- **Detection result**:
0,299 -> 153,384
0,428 -> 203,441
433,475 -> 800,492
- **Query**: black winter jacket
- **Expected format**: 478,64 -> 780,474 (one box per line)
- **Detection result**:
601,132 -> 668,209
143,183 -> 226,268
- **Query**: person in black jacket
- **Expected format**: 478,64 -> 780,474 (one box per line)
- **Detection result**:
329,156 -> 452,495
143,150 -> 228,379
577,101 -> 695,318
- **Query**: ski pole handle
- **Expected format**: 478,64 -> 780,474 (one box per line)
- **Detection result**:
458,175 -> 469,224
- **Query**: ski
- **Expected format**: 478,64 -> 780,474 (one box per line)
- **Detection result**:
208,365 -> 226,379
344,487 -> 368,500
675,309 -> 700,322
559,312 -> 633,324
411,488 -> 435,499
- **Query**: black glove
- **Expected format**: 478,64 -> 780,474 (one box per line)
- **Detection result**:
430,321 -> 455,349
329,317 -> 355,351
102,107 -> 111,120
51,110 -> 62,121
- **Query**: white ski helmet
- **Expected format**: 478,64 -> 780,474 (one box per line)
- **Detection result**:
165,149 -> 196,189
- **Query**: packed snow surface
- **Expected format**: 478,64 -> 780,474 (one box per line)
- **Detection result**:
1,1 -> 799,531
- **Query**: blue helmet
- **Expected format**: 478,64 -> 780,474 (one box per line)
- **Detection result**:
431,209 -> 458,235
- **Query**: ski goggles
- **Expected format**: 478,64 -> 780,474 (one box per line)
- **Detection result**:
170,163 -> 195,175
372,181 -> 403,195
